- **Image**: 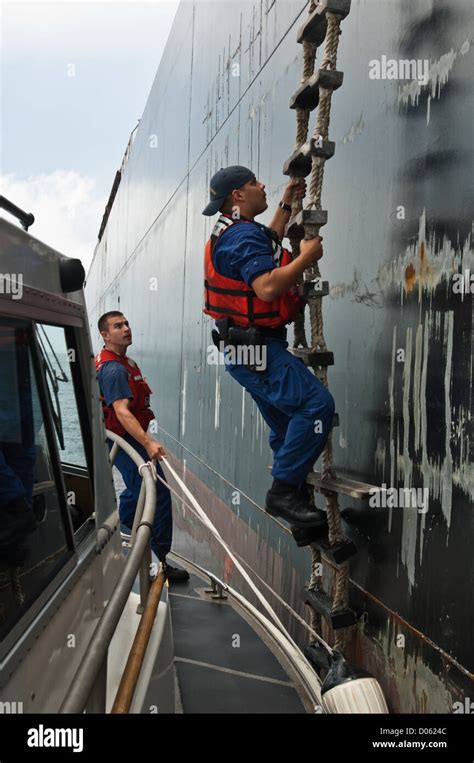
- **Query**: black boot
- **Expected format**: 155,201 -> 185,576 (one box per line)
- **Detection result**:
299,481 -> 315,506
290,522 -> 328,547
163,560 -> 190,583
265,479 -> 328,528
290,483 -> 328,544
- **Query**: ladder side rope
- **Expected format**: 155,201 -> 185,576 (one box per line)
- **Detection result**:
288,3 -> 350,653
289,0 -> 318,350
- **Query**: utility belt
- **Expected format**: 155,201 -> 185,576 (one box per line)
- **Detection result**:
211,318 -> 287,372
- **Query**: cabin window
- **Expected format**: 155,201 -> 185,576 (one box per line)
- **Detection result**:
35,323 -> 95,537
0,319 -> 74,641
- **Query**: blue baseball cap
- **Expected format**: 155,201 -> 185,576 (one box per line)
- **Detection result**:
202,165 -> 256,216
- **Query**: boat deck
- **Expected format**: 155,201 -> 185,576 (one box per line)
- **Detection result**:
167,565 -> 307,714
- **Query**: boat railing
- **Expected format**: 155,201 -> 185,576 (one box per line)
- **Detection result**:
60,432 -> 327,713
59,430 -> 163,713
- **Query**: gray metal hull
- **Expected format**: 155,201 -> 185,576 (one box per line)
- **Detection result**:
86,0 -> 474,712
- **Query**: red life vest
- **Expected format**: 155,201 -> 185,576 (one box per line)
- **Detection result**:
203,214 -> 304,328
95,348 -> 155,437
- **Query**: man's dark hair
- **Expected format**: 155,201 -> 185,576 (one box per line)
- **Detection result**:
220,192 -> 233,214
98,311 -> 124,334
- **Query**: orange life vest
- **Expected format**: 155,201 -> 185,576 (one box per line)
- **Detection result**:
95,348 -> 154,437
203,214 -> 303,328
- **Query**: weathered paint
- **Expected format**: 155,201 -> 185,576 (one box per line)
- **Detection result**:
86,0 -> 473,711
398,38 -> 471,124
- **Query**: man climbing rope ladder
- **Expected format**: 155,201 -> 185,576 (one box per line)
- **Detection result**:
202,165 -> 335,535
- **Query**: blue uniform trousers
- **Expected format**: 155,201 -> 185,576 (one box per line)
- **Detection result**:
109,434 -> 172,561
225,338 -> 335,486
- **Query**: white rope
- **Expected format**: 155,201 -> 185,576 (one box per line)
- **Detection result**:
142,457 -> 332,658
148,460 -> 287,633
138,461 -> 157,480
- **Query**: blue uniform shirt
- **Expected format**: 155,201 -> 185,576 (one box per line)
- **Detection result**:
212,219 -> 278,285
98,361 -> 132,406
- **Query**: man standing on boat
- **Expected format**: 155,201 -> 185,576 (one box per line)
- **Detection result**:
202,166 -> 335,539
95,311 -> 189,582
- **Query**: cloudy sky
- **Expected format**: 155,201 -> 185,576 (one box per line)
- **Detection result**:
1,0 -> 179,271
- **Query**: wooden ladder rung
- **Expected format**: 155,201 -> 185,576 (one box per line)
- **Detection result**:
267,466 -> 384,501
306,470 -> 385,500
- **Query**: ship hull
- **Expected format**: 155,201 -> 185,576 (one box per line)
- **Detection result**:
86,0 -> 473,712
